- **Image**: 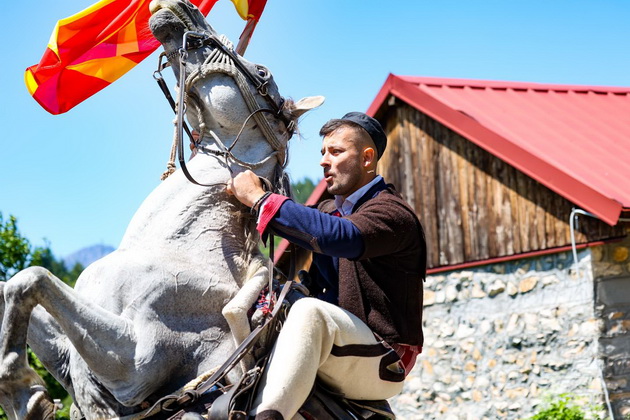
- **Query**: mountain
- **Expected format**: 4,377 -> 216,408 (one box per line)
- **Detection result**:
63,244 -> 115,269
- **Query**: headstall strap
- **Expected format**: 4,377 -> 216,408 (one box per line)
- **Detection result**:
154,31 -> 291,187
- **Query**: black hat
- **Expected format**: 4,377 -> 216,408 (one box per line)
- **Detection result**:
339,112 -> 387,159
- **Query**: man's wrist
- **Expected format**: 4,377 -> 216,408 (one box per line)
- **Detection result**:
250,191 -> 272,215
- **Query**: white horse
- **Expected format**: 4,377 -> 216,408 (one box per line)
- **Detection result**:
0,0 -> 322,417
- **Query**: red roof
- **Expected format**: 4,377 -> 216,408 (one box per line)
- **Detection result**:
367,75 -> 630,225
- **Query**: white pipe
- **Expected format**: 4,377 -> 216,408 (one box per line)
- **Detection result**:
569,208 -> 597,278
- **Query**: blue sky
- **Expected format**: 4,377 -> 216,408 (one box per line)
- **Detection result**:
2,0 -> 629,258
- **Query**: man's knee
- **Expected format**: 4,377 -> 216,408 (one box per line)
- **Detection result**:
287,298 -> 329,322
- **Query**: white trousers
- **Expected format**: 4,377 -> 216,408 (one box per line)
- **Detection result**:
251,297 -> 405,419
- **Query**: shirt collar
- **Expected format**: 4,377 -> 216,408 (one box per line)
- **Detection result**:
334,175 -> 383,216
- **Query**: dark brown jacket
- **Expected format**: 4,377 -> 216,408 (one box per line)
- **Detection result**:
318,184 -> 426,346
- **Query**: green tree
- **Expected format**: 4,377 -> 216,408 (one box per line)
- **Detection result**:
30,244 -> 83,288
0,212 -> 79,419
291,177 -> 317,204
0,213 -> 31,281
258,177 -> 318,259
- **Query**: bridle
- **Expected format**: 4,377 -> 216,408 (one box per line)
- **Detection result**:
154,31 -> 293,187
153,29 -> 297,284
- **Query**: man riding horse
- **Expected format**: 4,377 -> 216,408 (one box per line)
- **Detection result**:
228,112 -> 426,419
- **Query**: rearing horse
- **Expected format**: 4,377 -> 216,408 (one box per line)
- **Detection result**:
0,1 -> 322,418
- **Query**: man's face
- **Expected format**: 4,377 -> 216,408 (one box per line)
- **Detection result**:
320,126 -> 366,198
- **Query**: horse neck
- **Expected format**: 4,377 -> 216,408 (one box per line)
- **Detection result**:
119,155 -> 255,256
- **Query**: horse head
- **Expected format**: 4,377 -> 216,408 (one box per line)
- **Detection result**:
149,0 -> 323,183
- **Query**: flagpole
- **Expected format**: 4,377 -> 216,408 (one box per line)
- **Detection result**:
236,18 -> 257,55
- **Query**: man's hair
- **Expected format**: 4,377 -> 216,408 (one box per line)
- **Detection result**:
319,119 -> 365,138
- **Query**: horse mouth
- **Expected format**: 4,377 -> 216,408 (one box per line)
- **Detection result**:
149,0 -> 200,36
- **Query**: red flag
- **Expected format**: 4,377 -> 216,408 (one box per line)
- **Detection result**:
25,0 -> 267,115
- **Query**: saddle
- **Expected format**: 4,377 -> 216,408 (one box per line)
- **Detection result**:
141,280 -> 396,420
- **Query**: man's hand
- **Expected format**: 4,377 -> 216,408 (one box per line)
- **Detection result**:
226,170 -> 267,208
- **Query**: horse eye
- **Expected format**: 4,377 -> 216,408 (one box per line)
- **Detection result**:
256,66 -> 268,77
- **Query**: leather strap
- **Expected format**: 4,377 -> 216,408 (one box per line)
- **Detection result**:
146,281 -> 293,417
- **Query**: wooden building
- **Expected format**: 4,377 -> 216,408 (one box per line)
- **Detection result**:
369,75 -> 630,271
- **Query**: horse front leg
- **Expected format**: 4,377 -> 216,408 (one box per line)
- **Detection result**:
0,266 -> 136,419
222,260 -> 269,372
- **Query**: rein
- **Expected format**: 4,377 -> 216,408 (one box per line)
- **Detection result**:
154,31 -> 292,187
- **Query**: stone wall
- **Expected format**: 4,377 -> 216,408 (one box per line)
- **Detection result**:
390,249 -> 610,419
593,230 -> 630,418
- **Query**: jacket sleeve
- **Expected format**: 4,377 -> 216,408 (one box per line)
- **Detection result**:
257,194 -> 364,259
346,195 -> 422,261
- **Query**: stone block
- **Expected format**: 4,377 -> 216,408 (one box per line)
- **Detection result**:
445,285 -> 458,302
472,389 -> 483,402
608,311 -> 625,320
542,275 -> 559,287
488,280 -> 506,297
539,317 -> 562,332
456,323 -> 475,339
579,319 -> 601,336
613,246 -> 629,262
507,281 -> 518,297
506,313 -> 522,333
494,318 -> 504,333
435,290 -> 446,304
479,320 -> 492,334
423,289 -> 435,306
597,276 -> 630,305
519,276 -> 539,293
471,283 -> 487,298
591,246 -> 604,262
608,321 -> 630,336
596,262 -> 624,277
422,359 -> 434,375
464,361 -> 477,372
471,376 -> 487,389
507,371 -> 520,381
567,323 -> 579,337
608,356 -> 630,377
508,403 -> 522,411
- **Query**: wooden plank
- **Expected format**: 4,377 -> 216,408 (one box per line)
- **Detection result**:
497,158 -> 514,255
446,131 -> 464,264
413,108 -> 440,268
456,131 -> 472,261
486,156 -> 501,256
412,111 -> 424,220
467,141 -> 482,260
474,143 -> 490,260
534,179 -> 547,250
515,171 -> 530,252
507,165 -> 522,254
401,108 -> 416,209
434,122 -> 451,266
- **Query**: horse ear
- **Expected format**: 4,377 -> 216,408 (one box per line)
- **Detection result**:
291,96 -> 325,119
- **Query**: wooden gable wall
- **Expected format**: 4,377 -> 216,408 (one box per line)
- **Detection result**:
376,100 -> 626,269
